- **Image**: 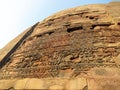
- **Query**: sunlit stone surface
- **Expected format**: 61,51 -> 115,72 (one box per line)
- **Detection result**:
0,2 -> 120,90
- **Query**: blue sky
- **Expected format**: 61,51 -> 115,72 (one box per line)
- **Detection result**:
0,0 -> 113,48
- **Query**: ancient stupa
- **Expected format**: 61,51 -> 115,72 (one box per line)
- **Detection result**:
0,2 -> 120,90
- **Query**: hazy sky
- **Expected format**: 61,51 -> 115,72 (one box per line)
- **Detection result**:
0,0 -> 113,49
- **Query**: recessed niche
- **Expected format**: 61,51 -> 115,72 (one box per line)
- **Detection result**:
67,26 -> 83,33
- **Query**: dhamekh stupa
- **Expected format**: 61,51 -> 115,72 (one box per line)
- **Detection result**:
0,2 -> 120,90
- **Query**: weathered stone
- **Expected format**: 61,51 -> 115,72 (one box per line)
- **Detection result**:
49,85 -> 64,90
14,78 -> 29,89
14,78 -> 46,89
0,1 -> 120,90
25,78 -> 46,89
0,79 -> 16,89
65,78 -> 87,90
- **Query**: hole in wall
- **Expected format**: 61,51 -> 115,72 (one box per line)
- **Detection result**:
67,26 -> 83,33
86,16 -> 94,19
118,22 -> 120,25
48,31 -> 54,35
36,34 -> 42,37
89,16 -> 94,19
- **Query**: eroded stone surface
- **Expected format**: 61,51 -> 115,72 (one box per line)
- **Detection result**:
49,85 -> 64,90
65,78 -> 87,90
0,2 -> 120,90
14,78 -> 46,89
0,77 -> 87,89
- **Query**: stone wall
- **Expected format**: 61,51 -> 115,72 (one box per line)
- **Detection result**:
0,2 -> 120,90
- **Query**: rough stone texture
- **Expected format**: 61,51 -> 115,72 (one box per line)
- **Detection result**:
0,2 -> 120,90
14,78 -> 46,89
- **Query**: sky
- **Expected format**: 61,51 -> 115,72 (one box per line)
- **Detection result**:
0,0 -> 114,49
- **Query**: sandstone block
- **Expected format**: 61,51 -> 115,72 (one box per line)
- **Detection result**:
65,78 -> 87,90
14,78 -> 46,89
49,85 -> 64,90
